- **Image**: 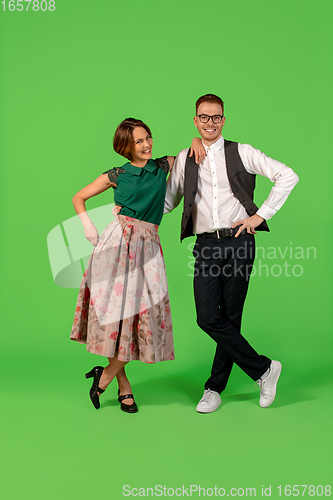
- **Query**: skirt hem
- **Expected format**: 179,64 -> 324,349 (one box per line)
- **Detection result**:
70,337 -> 175,364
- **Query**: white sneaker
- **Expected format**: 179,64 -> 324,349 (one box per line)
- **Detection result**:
196,389 -> 221,413
256,360 -> 282,408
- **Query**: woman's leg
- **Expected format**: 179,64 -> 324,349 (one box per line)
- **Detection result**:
116,367 -> 134,405
97,358 -> 134,406
97,357 -> 128,395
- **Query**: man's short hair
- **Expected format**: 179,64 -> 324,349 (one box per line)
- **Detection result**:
195,94 -> 224,115
113,118 -> 152,161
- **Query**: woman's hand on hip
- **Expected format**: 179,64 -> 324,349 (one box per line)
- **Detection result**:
84,221 -> 99,246
112,205 -> 122,216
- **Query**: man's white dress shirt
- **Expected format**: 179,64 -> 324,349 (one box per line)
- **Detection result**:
163,135 -> 299,234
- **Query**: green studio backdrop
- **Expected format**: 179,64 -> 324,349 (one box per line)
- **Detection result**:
0,0 -> 332,498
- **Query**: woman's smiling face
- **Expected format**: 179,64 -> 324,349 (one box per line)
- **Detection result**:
130,126 -> 153,165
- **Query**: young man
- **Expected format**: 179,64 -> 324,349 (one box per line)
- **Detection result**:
164,94 -> 299,413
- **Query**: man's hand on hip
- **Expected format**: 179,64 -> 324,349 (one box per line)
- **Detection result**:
231,214 -> 264,238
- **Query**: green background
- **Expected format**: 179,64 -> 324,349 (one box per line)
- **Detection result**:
1,0 -> 332,498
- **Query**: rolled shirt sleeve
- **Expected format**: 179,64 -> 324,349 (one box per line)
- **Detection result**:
238,143 -> 300,220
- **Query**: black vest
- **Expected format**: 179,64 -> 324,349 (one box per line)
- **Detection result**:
180,140 -> 269,242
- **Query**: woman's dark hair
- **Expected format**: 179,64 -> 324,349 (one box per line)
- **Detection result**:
113,118 -> 152,161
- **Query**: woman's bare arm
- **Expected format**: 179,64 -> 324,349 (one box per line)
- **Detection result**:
189,137 -> 206,164
167,156 -> 176,171
72,173 -> 112,245
166,138 -> 205,173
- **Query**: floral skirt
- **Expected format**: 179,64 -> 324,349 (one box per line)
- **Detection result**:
70,215 -> 175,363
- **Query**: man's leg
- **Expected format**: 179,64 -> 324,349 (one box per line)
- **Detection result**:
193,237 -> 232,393
194,234 -> 271,387
205,233 -> 259,391
205,345 -> 233,394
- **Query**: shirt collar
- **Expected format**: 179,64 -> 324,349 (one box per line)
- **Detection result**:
203,135 -> 224,154
123,159 -> 156,175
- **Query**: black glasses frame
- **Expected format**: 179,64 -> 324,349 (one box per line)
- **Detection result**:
197,114 -> 224,124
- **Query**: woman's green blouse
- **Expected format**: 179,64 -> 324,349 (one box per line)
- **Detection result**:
102,156 -> 171,226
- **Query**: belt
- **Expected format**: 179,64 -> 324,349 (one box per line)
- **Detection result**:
197,227 -> 248,240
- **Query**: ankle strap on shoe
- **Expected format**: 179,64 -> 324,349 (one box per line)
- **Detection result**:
93,382 -> 105,393
118,394 -> 133,402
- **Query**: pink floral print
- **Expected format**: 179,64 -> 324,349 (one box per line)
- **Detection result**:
70,215 -> 174,364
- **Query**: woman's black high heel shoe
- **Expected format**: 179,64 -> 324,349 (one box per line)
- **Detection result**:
117,388 -> 138,413
85,366 -> 105,409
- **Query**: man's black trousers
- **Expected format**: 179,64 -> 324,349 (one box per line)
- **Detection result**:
193,232 -> 271,394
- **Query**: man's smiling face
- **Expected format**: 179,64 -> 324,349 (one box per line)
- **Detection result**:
193,102 -> 225,146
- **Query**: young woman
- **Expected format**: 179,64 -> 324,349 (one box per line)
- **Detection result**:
70,118 -> 204,413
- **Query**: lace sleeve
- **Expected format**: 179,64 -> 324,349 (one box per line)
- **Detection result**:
101,167 -> 125,188
155,156 -> 171,175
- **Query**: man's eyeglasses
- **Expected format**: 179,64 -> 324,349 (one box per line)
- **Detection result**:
197,114 -> 224,124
